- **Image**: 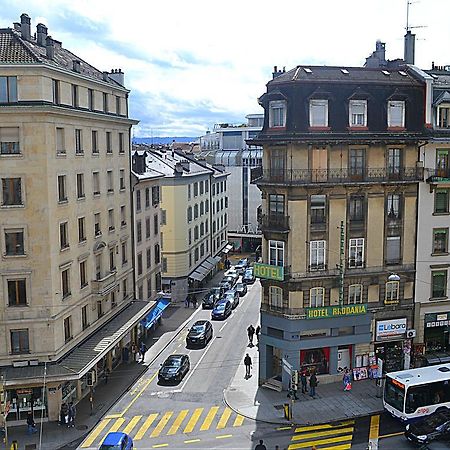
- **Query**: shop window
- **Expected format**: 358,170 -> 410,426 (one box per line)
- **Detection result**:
432,270 -> 447,298
310,287 -> 324,307
433,228 -> 448,254
385,281 -> 399,304
269,286 -> 283,310
348,284 -> 363,304
269,240 -> 284,267
301,348 -> 329,375
10,329 -> 29,354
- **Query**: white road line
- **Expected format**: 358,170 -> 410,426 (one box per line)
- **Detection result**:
219,322 -> 228,332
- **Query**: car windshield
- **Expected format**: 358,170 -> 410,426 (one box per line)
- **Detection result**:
165,358 -> 181,367
100,445 -> 121,450
236,283 -> 243,289
191,324 -> 205,332
211,288 -> 221,295
216,303 -> 225,310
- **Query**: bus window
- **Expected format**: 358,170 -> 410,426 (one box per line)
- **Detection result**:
385,377 -> 405,412
405,385 -> 431,413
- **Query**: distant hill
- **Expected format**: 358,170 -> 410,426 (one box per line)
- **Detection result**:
133,137 -> 199,145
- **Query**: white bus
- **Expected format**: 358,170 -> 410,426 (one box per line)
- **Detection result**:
384,364 -> 450,422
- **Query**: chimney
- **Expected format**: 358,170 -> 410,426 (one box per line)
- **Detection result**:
20,13 -> 31,40
174,162 -> 184,176
109,69 -> 125,86
13,22 -> 21,32
180,160 -> 190,172
272,65 -> 284,79
46,36 -> 54,59
72,60 -> 81,73
132,152 -> 147,174
36,23 -> 47,46
102,71 -> 110,82
404,30 -> 415,65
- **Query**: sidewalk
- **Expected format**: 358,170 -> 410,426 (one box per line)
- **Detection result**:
6,270 -> 226,450
224,343 -> 384,426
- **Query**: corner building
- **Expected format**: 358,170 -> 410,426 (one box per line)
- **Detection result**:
252,65 -> 424,389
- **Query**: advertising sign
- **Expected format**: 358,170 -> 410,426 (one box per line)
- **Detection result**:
306,304 -> 367,320
376,318 -> 407,340
253,263 -> 284,281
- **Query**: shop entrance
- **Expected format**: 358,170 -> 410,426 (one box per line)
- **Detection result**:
272,347 -> 282,379
375,341 -> 404,373
425,326 -> 450,352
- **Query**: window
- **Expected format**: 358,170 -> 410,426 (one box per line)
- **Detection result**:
437,149 -> 449,177
107,170 -> 113,193
349,195 -> 364,222
64,316 -> 72,343
61,268 -> 71,298
432,270 -> 447,298
76,173 -> 85,199
188,185 -> 191,200
200,181 -> 204,195
137,220 -> 142,243
95,254 -> 102,280
309,99 -> 328,127
122,279 -> 127,299
154,244 -> 160,264
387,148 -> 402,177
0,76 -> 17,103
82,305 -> 89,330
145,217 -> 151,238
387,101 -> 405,127
8,279 -> 26,306
121,241 -> 128,265
10,329 -> 29,354
205,219 -> 209,233
153,214 -> 159,235
72,84 -> 78,107
387,194 -> 401,219
147,278 -> 152,300
1,178 -> 22,206
268,286 -> 283,309
194,182 -> 198,197
103,92 -> 108,112
59,222 -> 69,250
349,149 -> 365,178
145,188 -> 150,208
200,242 -> 205,257
269,194 -> 285,215
349,100 -> 367,127
269,100 -> 286,127
212,184 -> 215,196
108,209 -> 115,231
93,172 -> 100,195
78,217 -> 86,242
147,247 -> 152,268
269,240 -> 284,267
79,260 -> 88,288
94,213 -> 101,236
385,281 -> 399,304
348,284 -> 362,304
200,201 -> 204,216
349,238 -> 364,268
194,225 -> 199,240
137,252 -> 143,275
5,230 -> 24,255
438,106 -> 450,128
386,236 -> 401,264
119,133 -> 125,154
116,96 -> 121,115
106,132 -> 112,154
120,169 -> 125,190
121,205 -> 126,227
88,88 -> 94,111
52,79 -> 60,105
310,195 -> 326,224
433,228 -> 448,254
194,204 -> 199,219
152,186 -> 160,205
435,189 -> 449,214
75,128 -> 83,155
57,175 -> 67,202
188,228 -> 192,245
0,127 -> 20,155
205,180 -> 209,193
136,190 -> 141,211
187,206 -> 192,223
310,287 -> 325,307
310,240 -> 326,270
194,247 -> 199,262
200,222 -> 204,236
205,199 -> 209,213
56,127 -> 65,155
90,130 -> 99,154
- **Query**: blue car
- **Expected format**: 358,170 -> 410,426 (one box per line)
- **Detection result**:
211,300 -> 232,320
99,432 -> 133,449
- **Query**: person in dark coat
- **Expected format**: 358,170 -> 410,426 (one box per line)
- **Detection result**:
60,402 -> 68,425
255,325 -> 261,344
247,325 -> 255,346
309,369 -> 318,397
244,353 -> 252,378
300,368 -> 308,394
254,439 -> 267,450
140,342 -> 147,362
26,412 -> 37,434
68,402 -> 76,428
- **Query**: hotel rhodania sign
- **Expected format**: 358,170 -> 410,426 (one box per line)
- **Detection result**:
253,263 -> 284,281
306,304 -> 367,319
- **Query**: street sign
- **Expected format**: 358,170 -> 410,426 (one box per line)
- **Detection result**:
253,263 -> 284,281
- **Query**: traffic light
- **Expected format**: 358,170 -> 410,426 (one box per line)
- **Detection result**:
291,370 -> 299,390
86,369 -> 96,386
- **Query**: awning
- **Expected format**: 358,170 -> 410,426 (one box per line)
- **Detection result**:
206,256 -> 218,266
140,297 -> 170,329
195,265 -> 209,276
222,243 -> 233,254
189,271 -> 204,282
200,260 -> 214,271
211,256 -> 221,264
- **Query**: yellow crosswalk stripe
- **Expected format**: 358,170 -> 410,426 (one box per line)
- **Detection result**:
184,408 -> 204,433
108,418 -> 125,432
150,411 -> 173,438
134,413 -> 158,440
369,414 -> 380,440
294,420 -> 354,433
80,418 -> 111,448
233,414 -> 245,427
288,434 -> 352,449
123,415 -> 142,435
306,445 -> 351,450
167,409 -> 189,435
217,407 -> 232,429
199,406 -> 219,431
291,427 -> 354,441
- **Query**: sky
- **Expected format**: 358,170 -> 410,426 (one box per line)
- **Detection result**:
1,0 -> 450,137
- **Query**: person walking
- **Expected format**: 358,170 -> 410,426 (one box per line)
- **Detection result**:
247,324 -> 255,346
139,341 -> 148,363
300,368 -> 308,394
60,402 -> 68,425
309,369 -> 318,398
255,325 -> 261,344
26,412 -> 37,434
244,353 -> 252,379
254,439 -> 267,450
192,294 -> 197,308
343,368 -> 352,391
185,294 -> 190,308
68,401 -> 76,428
131,343 -> 138,363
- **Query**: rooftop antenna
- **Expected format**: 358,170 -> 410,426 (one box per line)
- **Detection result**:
405,0 -> 426,32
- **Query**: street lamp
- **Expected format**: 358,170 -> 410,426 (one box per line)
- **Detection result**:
388,273 -> 400,282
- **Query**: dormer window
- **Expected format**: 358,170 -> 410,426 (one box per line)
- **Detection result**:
269,100 -> 286,128
387,100 -> 405,128
438,105 -> 450,128
349,100 -> 367,127
309,99 -> 328,127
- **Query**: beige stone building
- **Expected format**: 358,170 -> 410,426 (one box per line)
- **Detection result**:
0,14 -> 153,424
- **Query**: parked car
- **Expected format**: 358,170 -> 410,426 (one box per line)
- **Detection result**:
219,280 -> 232,291
222,275 -> 237,287
242,268 -> 256,284
158,354 -> 190,383
202,293 -> 219,309
235,282 -> 248,297
186,320 -> 213,347
235,258 -> 249,274
211,300 -> 232,320
405,409 -> 450,445
223,289 -> 240,309
100,432 -> 133,449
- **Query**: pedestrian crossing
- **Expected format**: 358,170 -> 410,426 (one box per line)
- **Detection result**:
288,420 -> 355,450
80,405 -> 245,448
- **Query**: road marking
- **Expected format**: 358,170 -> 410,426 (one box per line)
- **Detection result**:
80,418 -> 111,448
123,415 -> 142,434
369,414 -> 380,450
167,409 -> 189,435
152,444 -> 169,448
120,371 -> 158,417
288,434 -> 352,449
134,413 -> 158,440
200,406 -> 219,431
304,445 -> 351,450
217,407 -> 232,429
233,414 -> 245,427
150,411 -> 173,438
277,426 -> 293,431
216,434 -> 233,439
108,417 -> 125,433
184,407 -> 204,433
379,431 -> 403,439
105,413 -> 122,419
291,427 -> 354,441
184,439 -> 201,444
294,421 -> 353,433
219,322 -> 228,332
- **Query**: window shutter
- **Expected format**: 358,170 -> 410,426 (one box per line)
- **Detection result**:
436,191 -> 448,212
386,236 -> 401,261
0,127 -> 19,142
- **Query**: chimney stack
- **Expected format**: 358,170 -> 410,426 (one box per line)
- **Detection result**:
404,30 -> 415,65
13,22 -> 21,32
46,36 -> 54,60
36,23 -> 48,46
109,69 -> 125,86
20,13 -> 31,40
102,71 -> 110,82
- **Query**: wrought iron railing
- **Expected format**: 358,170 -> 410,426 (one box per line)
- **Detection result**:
260,214 -> 290,232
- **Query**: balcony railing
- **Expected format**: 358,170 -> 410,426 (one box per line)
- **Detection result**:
252,167 -> 423,185
427,168 -> 450,183
260,214 -> 290,232
91,271 -> 117,296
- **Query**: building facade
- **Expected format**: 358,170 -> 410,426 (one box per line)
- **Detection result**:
252,65 -> 424,389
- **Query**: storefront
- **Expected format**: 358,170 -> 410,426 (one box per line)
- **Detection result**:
424,312 -> 450,352
300,347 -> 330,375
375,318 -> 407,373
6,387 -> 47,424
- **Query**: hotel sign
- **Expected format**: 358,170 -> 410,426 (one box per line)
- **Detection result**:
253,263 -> 284,281
306,304 -> 367,320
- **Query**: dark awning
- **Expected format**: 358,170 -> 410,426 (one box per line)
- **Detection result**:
140,297 -> 170,329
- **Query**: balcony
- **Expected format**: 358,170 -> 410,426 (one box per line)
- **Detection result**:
252,166 -> 423,186
260,214 -> 290,233
427,168 -> 450,185
91,271 -> 117,296
261,303 -> 307,320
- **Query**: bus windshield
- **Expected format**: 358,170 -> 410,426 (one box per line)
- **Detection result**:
384,376 -> 405,412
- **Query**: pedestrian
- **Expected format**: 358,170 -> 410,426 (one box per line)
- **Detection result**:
68,401 -> 76,428
309,369 -> 318,398
192,294 -> 197,308
104,367 -> 110,384
343,368 -> 352,391
300,367 -> 308,394
26,412 -> 37,434
247,324 -> 255,346
140,341 -> 147,363
60,402 -> 68,425
255,325 -> 261,344
244,353 -> 252,379
254,439 -> 267,450
131,343 -> 138,362
89,391 -> 94,416
185,294 -> 190,308
10,441 -> 18,450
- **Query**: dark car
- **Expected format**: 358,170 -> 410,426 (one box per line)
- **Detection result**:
235,282 -> 248,297
158,354 -> 190,383
235,258 -> 249,274
223,289 -> 240,309
219,280 -> 232,291
222,274 -> 238,287
99,432 -> 133,449
186,320 -> 213,347
242,268 -> 256,284
211,300 -> 232,320
405,410 -> 450,445
202,293 -> 218,309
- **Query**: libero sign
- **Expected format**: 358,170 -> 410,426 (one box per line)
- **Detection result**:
253,263 -> 284,281
306,304 -> 367,320
376,318 -> 407,340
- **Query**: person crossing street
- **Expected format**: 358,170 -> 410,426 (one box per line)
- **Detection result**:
244,353 -> 252,378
